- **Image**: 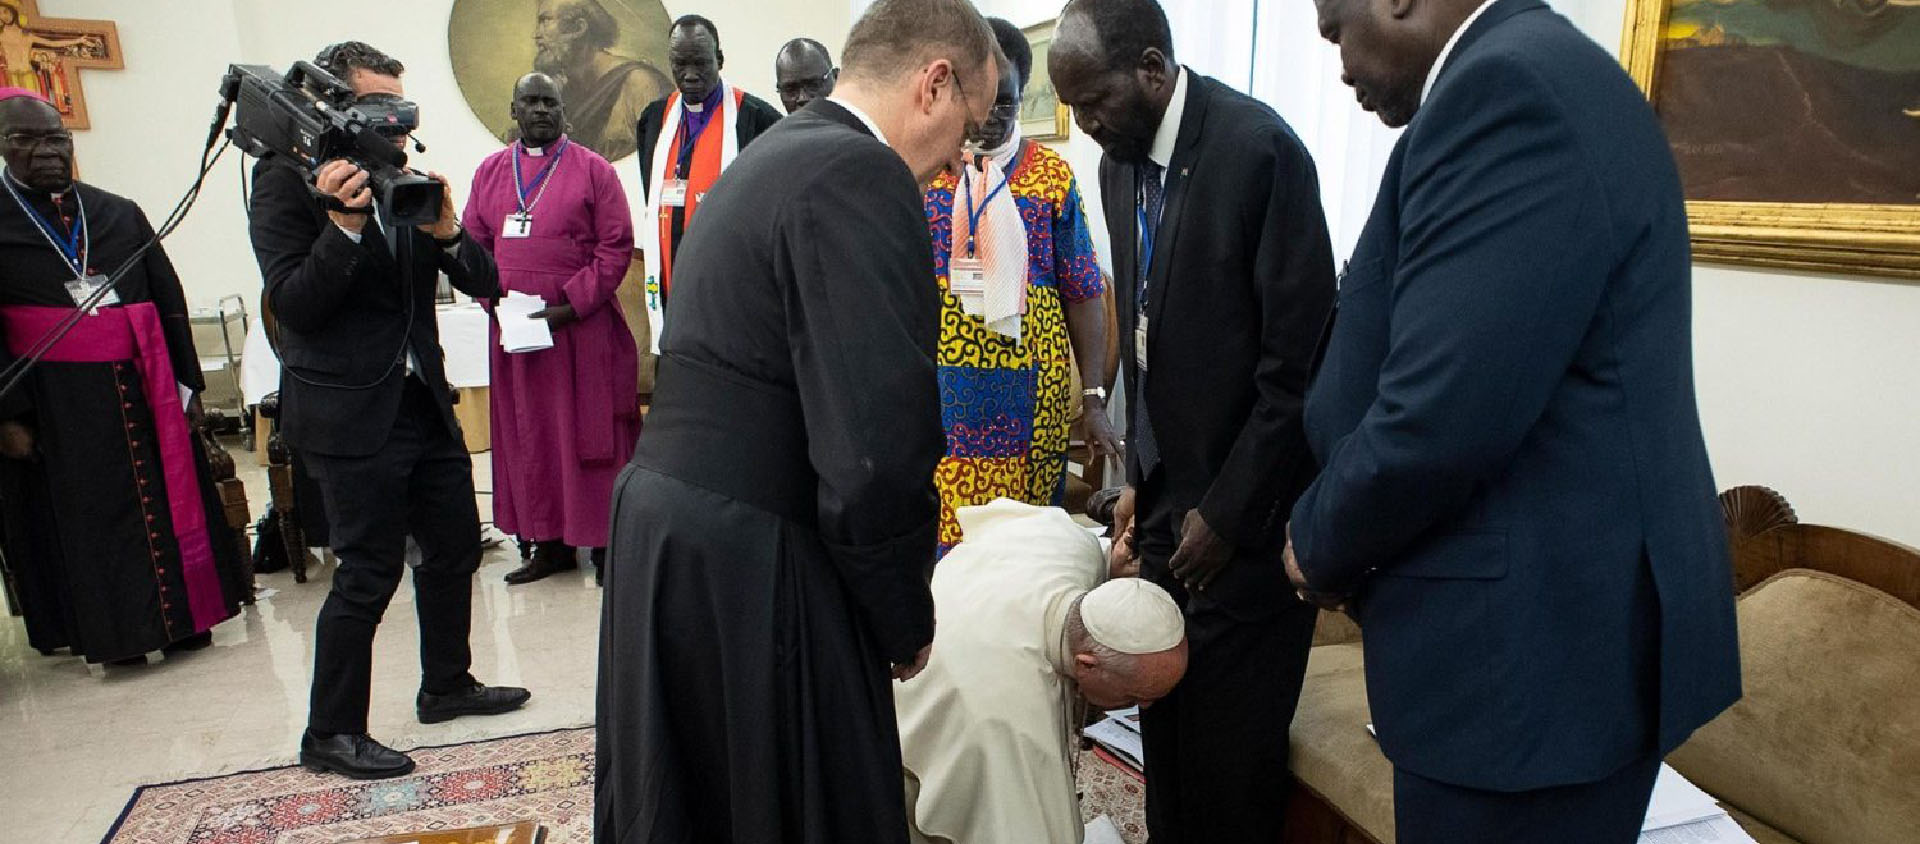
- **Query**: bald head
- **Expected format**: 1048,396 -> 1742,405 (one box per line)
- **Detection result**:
1050,0 -> 1179,164
1,96 -> 74,192
774,38 -> 837,114
510,72 -> 566,146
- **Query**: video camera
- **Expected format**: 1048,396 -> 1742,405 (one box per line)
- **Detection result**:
221,61 -> 442,226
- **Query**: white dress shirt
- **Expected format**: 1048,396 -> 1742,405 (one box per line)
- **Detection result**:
1421,0 -> 1501,107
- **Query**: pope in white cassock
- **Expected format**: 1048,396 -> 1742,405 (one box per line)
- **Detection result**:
896,499 -> 1189,844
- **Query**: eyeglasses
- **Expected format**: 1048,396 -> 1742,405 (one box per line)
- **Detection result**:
3,131 -> 74,151
950,69 -> 984,145
777,77 -> 832,96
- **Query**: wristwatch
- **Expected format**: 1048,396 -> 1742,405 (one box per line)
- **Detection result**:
1083,386 -> 1107,401
433,226 -> 464,249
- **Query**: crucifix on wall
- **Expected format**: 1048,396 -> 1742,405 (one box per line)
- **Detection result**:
0,0 -> 121,129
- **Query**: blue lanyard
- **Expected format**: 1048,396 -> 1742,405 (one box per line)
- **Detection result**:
960,167 -> 1009,258
1136,204 -> 1156,309
511,138 -> 567,212
4,174 -> 88,278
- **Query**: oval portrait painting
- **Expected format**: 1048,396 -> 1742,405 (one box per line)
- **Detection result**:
449,0 -> 672,162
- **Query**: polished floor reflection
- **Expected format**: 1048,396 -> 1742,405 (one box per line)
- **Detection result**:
0,455 -> 603,842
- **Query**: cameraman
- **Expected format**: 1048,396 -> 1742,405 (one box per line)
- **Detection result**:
247,41 -> 528,780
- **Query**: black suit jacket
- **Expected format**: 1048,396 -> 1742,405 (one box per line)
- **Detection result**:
1291,0 -> 1740,791
247,159 -> 500,458
1101,71 -> 1337,617
633,88 -> 783,196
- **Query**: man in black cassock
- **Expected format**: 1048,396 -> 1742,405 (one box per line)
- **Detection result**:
593,2 -> 1000,842
0,89 -> 248,665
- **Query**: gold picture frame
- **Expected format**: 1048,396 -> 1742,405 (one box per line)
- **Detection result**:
1619,0 -> 1920,281
1020,19 -> 1071,142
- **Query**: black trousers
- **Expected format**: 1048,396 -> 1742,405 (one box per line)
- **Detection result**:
1394,753 -> 1662,844
1138,547 -> 1319,844
304,379 -> 481,735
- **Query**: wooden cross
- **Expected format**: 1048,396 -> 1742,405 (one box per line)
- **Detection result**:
0,0 -> 121,130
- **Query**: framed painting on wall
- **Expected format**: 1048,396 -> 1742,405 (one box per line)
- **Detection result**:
1020,19 -> 1071,142
1621,0 -> 1920,279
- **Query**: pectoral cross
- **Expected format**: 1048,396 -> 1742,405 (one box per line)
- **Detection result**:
0,0 -> 122,130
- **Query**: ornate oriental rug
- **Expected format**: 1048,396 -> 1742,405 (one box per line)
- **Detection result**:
105,728 -> 593,844
105,728 -> 1147,844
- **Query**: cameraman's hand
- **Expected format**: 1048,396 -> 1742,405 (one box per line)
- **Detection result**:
417,171 -> 461,241
316,160 -> 372,234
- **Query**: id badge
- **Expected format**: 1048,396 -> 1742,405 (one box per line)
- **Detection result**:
949,257 -> 987,314
661,179 -> 690,208
503,212 -> 533,239
1134,315 -> 1149,371
65,274 -> 119,311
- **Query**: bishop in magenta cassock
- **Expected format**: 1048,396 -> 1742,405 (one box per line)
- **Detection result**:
462,73 -> 638,585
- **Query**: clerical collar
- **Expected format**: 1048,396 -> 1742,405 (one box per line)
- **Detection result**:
684,84 -> 724,113
825,96 -> 890,147
519,134 -> 567,156
3,167 -> 70,199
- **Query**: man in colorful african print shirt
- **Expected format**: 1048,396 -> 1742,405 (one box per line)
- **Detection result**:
925,17 -> 1117,556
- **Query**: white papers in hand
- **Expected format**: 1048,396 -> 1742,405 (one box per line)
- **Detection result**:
496,291 -> 554,353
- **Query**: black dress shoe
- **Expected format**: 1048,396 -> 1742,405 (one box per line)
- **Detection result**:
299,731 -> 415,780
417,682 -> 532,724
504,540 -> 578,585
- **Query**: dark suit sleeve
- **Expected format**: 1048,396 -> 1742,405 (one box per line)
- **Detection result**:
434,230 -> 500,300
247,161 -> 376,335
785,148 -> 944,666
1290,57 -> 1613,592
1196,129 -> 1337,547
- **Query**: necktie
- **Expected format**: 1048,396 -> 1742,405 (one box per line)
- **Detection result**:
1132,161 -> 1165,475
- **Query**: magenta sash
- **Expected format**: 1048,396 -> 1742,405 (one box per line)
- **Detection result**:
1,303 -> 227,633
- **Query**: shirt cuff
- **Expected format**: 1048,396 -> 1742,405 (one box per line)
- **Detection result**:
335,223 -> 363,244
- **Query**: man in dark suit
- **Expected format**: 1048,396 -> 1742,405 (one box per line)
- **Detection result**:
1290,0 -> 1742,838
1049,2 -> 1337,840
248,41 -> 529,780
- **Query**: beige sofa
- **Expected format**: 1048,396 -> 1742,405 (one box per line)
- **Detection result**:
1282,486 -> 1920,843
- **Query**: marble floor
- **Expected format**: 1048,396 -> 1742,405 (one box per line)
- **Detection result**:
0,445 -> 605,842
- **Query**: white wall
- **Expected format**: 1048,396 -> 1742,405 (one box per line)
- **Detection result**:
50,0 -> 848,312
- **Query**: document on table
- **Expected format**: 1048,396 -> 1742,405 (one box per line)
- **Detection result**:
1642,764 -> 1724,831
1636,764 -> 1759,844
1639,815 -> 1759,844
1084,717 -> 1145,770
496,291 -> 554,353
